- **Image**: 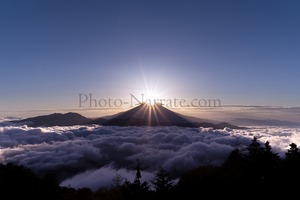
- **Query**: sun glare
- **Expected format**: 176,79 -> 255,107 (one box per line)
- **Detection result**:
139,67 -> 170,106
144,91 -> 160,106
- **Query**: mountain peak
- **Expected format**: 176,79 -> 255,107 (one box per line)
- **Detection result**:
10,106 -> 242,129
104,104 -> 197,127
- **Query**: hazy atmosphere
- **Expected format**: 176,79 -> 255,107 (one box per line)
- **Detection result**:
1,0 -> 300,119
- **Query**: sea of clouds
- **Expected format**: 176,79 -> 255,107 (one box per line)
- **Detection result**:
0,119 -> 299,191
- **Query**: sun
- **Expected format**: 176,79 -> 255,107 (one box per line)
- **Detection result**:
139,68 -> 168,106
144,91 -> 160,106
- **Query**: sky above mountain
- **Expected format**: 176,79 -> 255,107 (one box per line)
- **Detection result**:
1,0 -> 300,118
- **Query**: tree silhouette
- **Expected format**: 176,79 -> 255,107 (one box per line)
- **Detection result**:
223,148 -> 244,168
247,137 -> 262,157
259,141 -> 280,182
285,143 -> 300,161
244,138 -> 280,183
152,168 -> 174,193
111,170 -> 124,189
121,160 -> 150,200
134,159 -> 142,185
264,141 -> 271,152
283,142 -> 300,183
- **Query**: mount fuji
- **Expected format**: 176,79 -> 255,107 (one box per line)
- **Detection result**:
11,103 -> 242,129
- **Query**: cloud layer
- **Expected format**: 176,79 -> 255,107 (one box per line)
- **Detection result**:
1,122 -> 299,190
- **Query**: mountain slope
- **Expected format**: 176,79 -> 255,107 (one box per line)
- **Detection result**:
103,103 -> 242,129
104,103 -> 195,127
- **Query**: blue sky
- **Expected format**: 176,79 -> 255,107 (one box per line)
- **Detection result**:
1,0 -> 300,118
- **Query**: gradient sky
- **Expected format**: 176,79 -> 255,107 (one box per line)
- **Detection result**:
1,0 -> 300,118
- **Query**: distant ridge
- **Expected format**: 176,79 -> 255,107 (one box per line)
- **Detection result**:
231,118 -> 300,126
15,112 -> 91,127
11,104 -> 243,129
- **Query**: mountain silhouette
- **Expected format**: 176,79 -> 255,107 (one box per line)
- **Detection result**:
103,103 -> 195,127
15,112 -> 91,127
11,104 -> 242,129
102,103 -> 242,129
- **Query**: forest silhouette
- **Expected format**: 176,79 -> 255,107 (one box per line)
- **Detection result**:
1,137 -> 299,199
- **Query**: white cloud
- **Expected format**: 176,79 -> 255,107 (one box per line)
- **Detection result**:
60,166 -> 154,191
0,124 -> 300,190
